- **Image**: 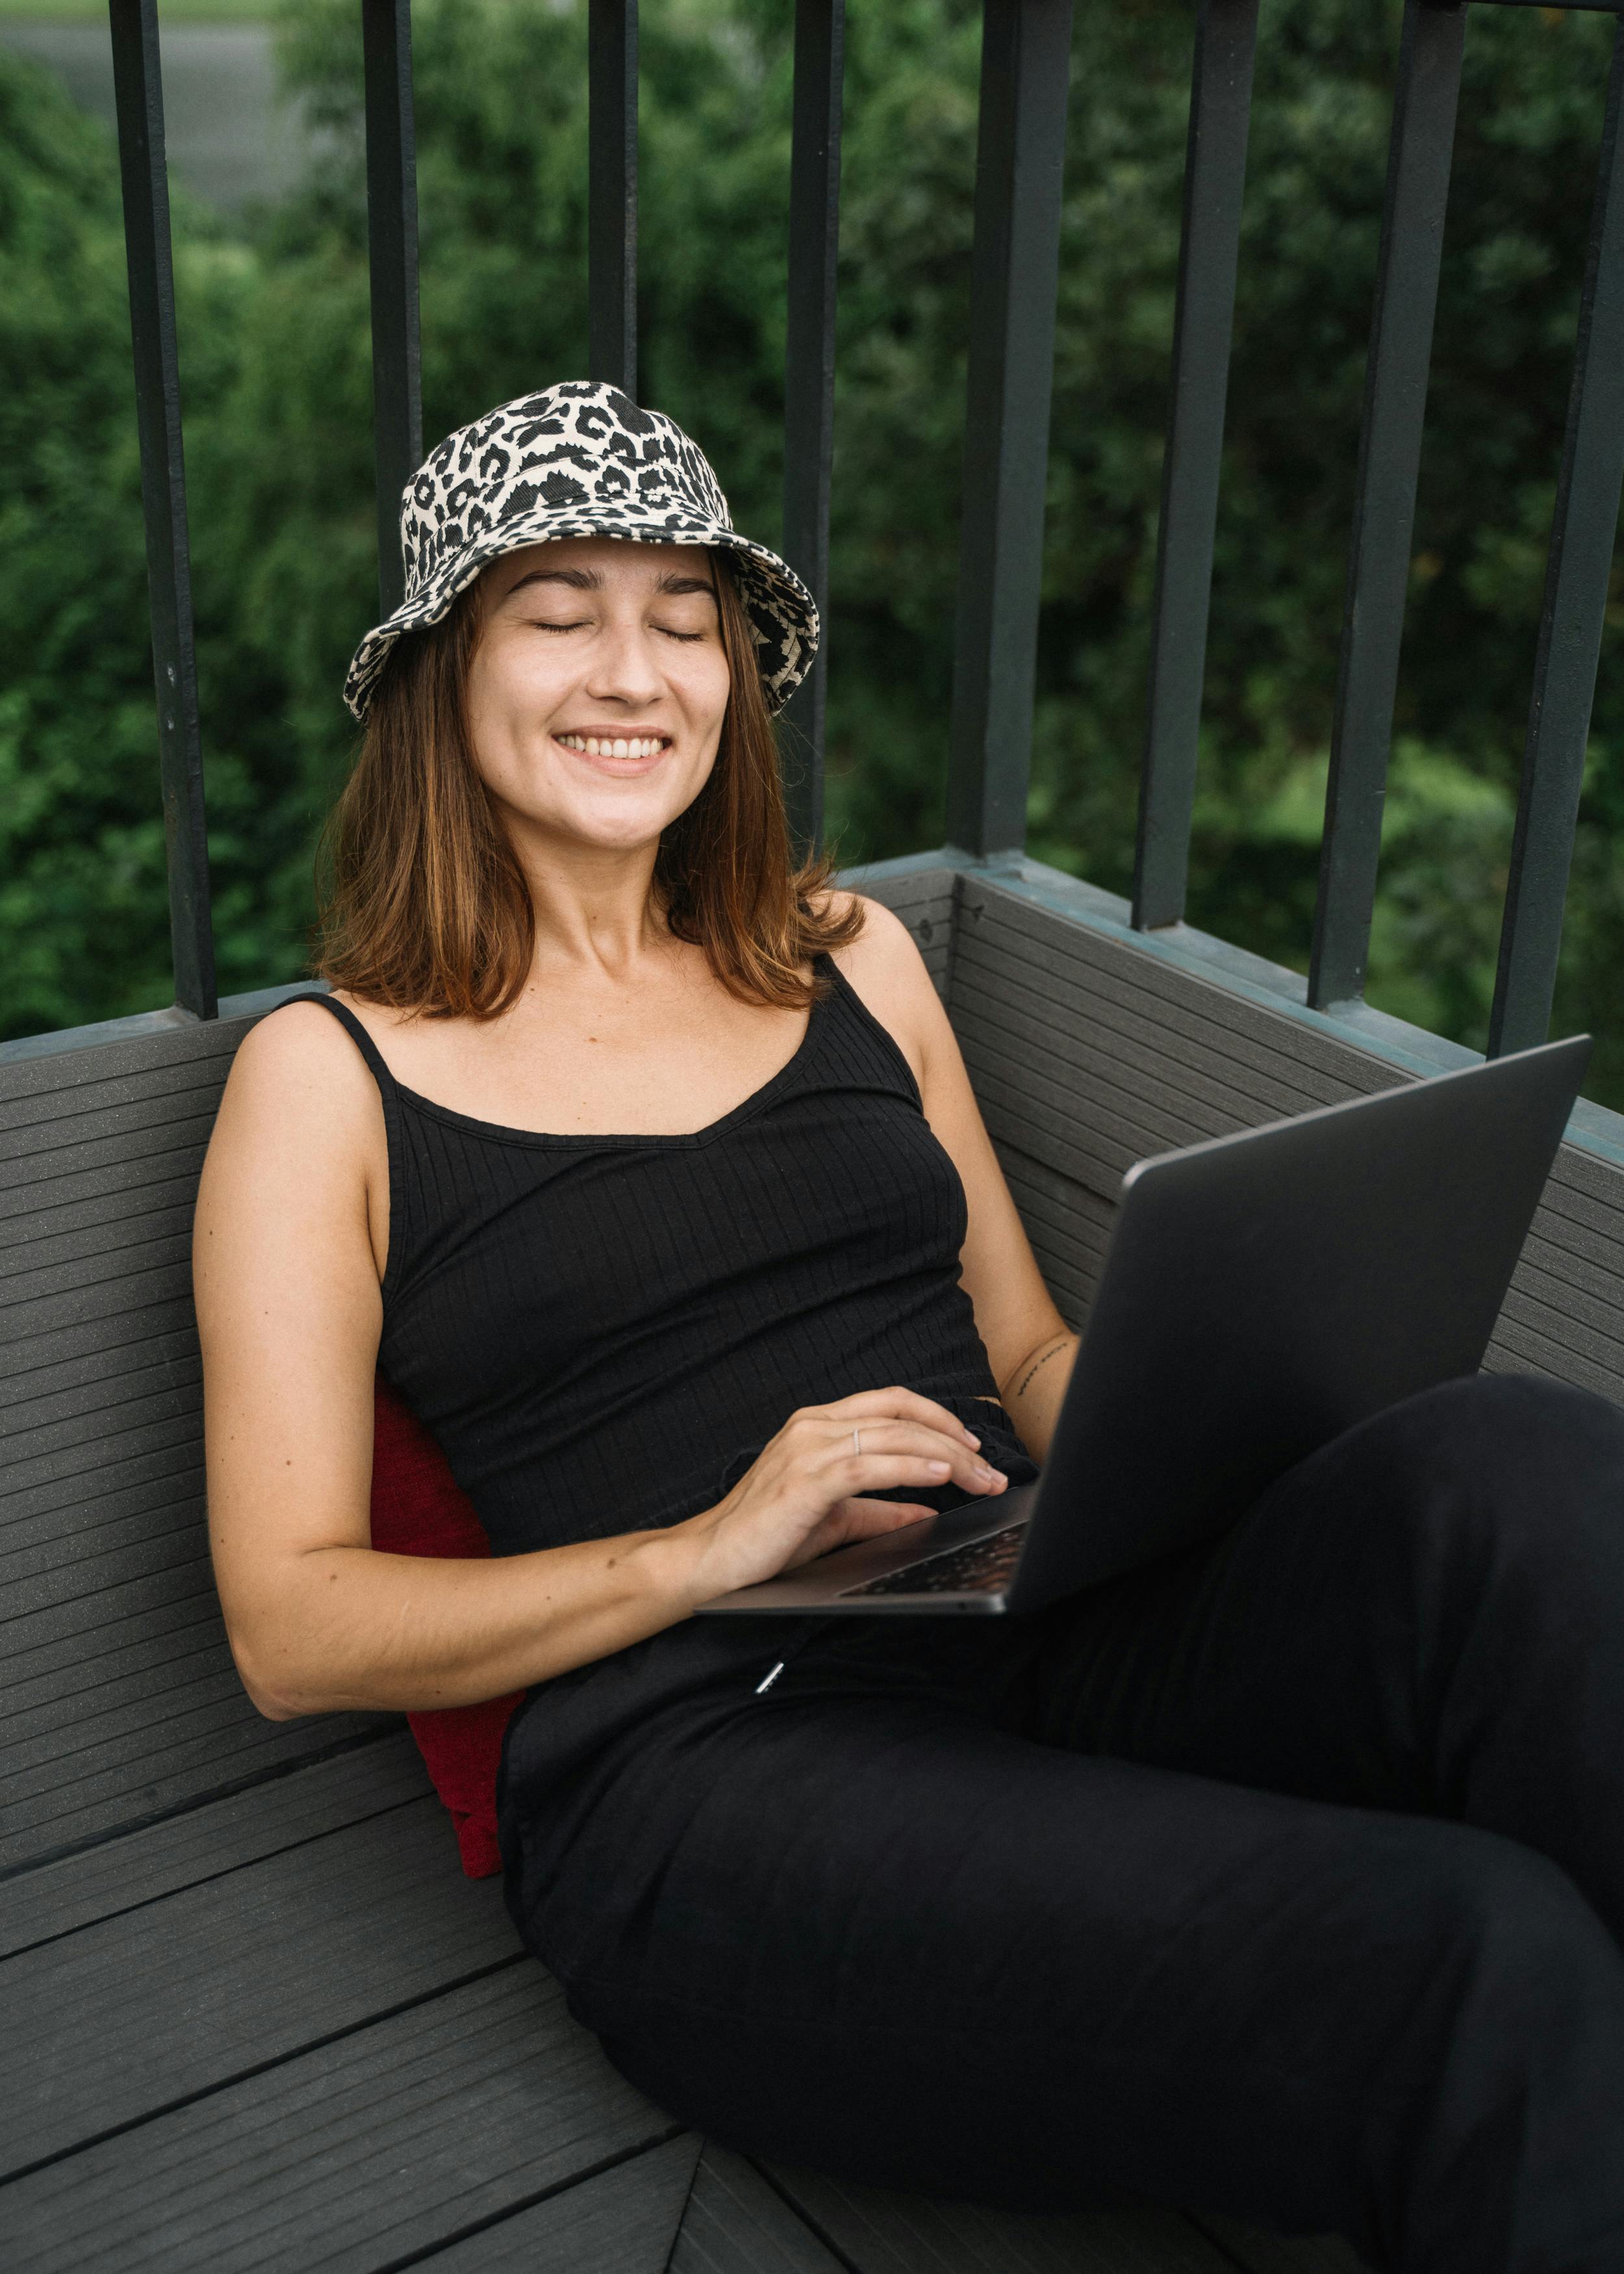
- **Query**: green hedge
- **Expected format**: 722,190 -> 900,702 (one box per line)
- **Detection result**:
2,0 -> 1621,1098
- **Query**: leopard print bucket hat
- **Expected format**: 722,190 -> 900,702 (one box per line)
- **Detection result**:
343,379 -> 818,721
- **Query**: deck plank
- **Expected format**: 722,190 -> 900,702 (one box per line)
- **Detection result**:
0,1014 -> 370,1874
761,2162 -> 1241,2273
672,2149 -> 847,2273
421,2133 -> 698,2271
0,1731 -> 425,1958
1,1795 -> 518,2177
3,1968 -> 670,2273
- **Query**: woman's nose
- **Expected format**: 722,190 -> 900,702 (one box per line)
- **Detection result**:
584,621 -> 665,708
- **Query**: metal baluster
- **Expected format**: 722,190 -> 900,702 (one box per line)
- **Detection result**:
589,0 -> 638,396
108,0 -> 216,1020
1131,0 -> 1259,932
362,0 -> 422,617
1308,0 -> 1465,1008
945,0 -> 1075,862
1488,14 -> 1624,1056
780,0 -> 846,856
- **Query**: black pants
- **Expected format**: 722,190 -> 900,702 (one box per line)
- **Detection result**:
501,1375 -> 1624,2274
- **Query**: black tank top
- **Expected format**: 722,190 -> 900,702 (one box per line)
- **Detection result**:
292,965 -> 1032,1559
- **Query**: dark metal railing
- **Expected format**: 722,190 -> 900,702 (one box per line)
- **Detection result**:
945,0 -> 1074,863
589,0 -> 639,396
780,0 -> 846,852
1308,0 -> 1465,1009
101,0 -> 1624,1066
1131,0 -> 1258,931
1132,0 -> 1624,1069
108,0 -> 216,1020
362,0 -> 422,618
1489,20 -> 1624,1053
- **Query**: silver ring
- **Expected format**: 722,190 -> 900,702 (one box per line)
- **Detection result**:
852,1427 -> 862,1459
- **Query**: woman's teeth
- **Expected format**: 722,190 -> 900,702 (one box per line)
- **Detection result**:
556,734 -> 667,760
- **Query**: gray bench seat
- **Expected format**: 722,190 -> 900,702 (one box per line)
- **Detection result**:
21,852 -> 1597,2269
0,1725 -> 1358,2271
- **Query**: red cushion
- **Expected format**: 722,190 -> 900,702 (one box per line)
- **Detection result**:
369,1381 -> 522,1877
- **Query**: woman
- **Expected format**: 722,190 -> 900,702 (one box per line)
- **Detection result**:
197,381 -> 1624,2274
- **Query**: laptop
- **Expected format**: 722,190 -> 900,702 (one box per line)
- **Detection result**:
697,1034 -> 1590,1618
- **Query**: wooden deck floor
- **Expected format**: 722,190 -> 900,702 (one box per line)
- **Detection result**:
1,1729 -> 1365,2273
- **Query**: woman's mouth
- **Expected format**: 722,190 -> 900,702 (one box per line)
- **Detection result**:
554,731 -> 672,764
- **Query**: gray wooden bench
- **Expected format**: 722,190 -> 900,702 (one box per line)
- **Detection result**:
8,852 -> 1619,2271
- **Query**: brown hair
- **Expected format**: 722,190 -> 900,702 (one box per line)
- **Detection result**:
316,552 -> 859,1018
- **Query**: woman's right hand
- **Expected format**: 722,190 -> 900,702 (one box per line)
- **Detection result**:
673,1388 -> 1008,1607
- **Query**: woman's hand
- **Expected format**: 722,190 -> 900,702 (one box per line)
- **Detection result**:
673,1388 -> 1008,1605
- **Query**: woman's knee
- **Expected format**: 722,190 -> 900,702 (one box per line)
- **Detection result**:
1297,1370 -> 1624,1592
1354,1370 -> 1622,1493
1369,1832 -> 1624,2273
1230,1370 -> 1624,1691
1413,1827 -> 1619,2039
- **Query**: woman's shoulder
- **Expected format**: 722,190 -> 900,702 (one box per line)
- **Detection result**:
198,993 -> 391,1308
231,989 -> 357,1075
218,991 -> 390,1152
820,890 -> 934,990
819,891 -> 946,1070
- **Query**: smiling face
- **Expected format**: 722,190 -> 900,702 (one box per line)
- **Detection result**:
464,535 -> 732,861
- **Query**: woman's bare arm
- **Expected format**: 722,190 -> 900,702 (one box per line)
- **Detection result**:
835,900 -> 1078,1461
197,1004 -> 999,1720
196,1004 -> 689,1717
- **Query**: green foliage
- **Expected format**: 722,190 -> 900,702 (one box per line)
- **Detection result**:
1,0 -> 1621,1103
0,1 -> 268,17
0,53 -> 175,1028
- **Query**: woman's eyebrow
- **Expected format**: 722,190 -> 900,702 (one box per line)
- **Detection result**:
505,567 -> 600,596
502,567 -> 715,599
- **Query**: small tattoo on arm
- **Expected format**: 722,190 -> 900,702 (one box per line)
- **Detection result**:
1013,1338 -> 1071,1402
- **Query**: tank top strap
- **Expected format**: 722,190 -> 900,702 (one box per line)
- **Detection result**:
286,990 -> 400,1098
283,988 -> 402,1140
811,955 -> 924,1106
282,990 -> 406,1297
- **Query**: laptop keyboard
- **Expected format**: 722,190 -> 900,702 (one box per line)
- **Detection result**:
840,1522 -> 1027,1598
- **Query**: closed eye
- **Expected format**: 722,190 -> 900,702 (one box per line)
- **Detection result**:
519,614 -> 711,645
